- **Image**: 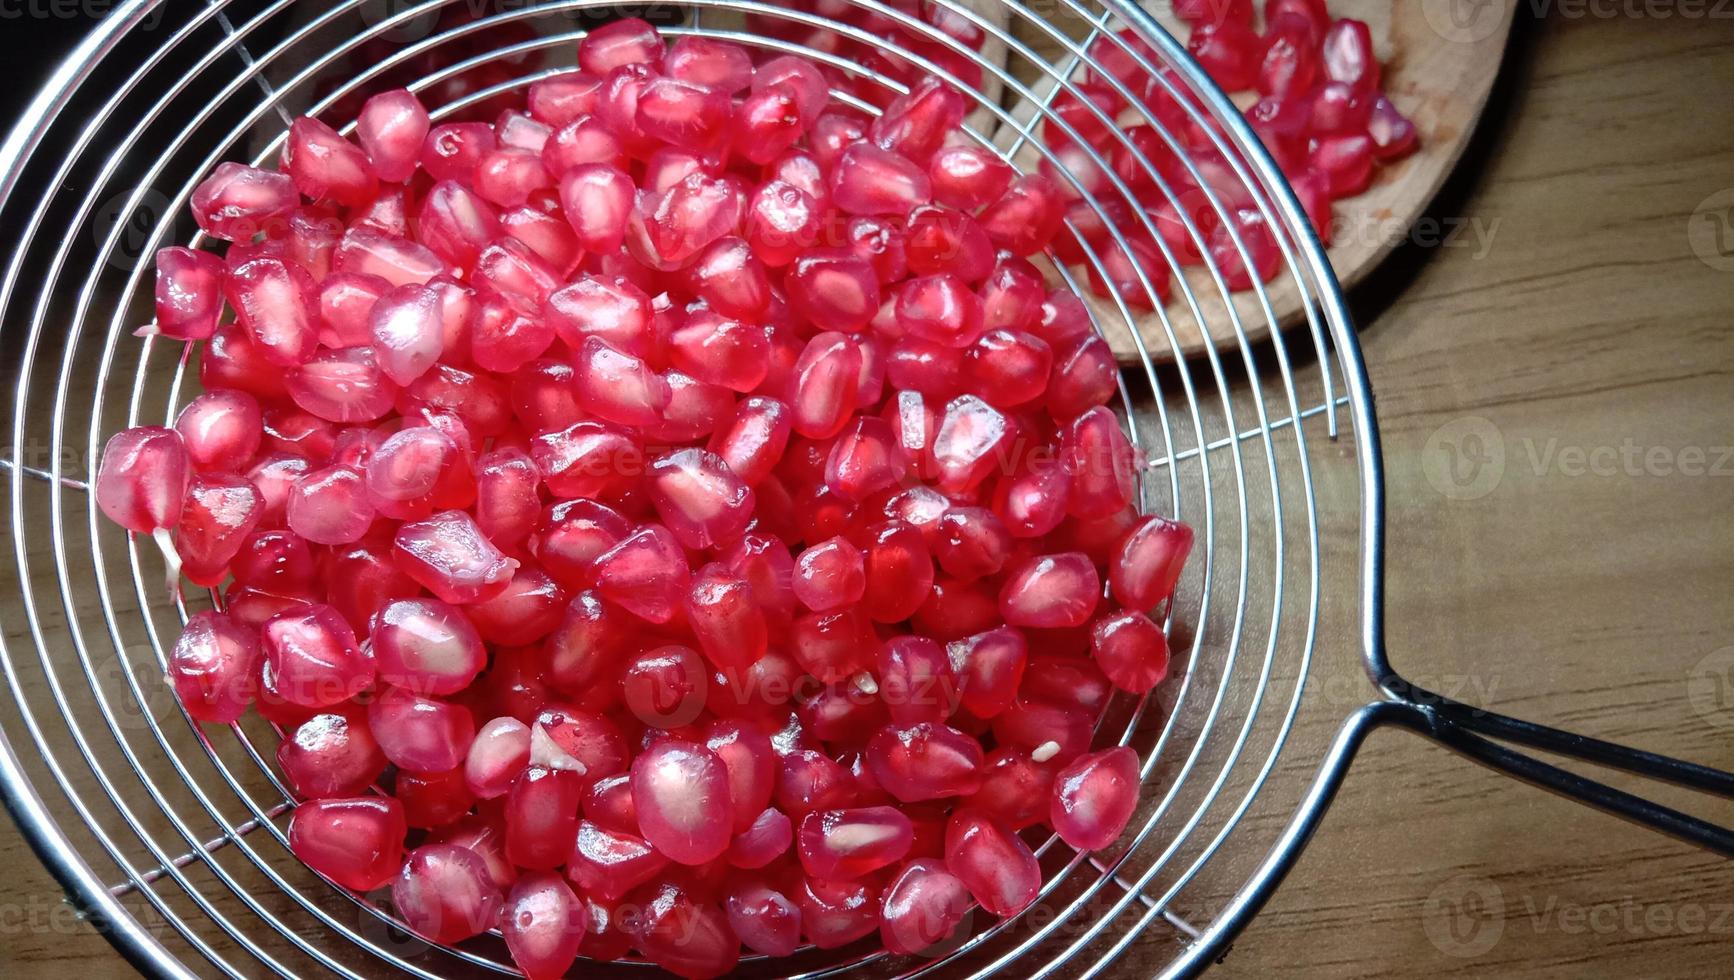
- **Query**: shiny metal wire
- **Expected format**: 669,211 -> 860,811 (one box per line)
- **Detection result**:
0,0 -> 1376,977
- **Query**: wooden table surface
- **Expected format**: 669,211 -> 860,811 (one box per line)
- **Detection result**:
4,7 -> 1734,979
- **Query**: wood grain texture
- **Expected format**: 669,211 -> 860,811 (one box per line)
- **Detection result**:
3,10 -> 1734,980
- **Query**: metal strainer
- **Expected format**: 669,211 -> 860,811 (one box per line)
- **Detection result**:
1,1 -> 1730,978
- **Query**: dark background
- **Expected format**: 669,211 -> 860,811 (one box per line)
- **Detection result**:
0,6 -> 96,126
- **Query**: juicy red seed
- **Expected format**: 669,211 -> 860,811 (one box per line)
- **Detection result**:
1050,746 -> 1141,850
866,722 -> 985,802
591,525 -> 691,624
465,716 -> 531,800
393,844 -> 504,944
877,634 -> 957,724
726,879 -> 801,957
965,747 -> 1058,829
368,685 -> 476,773
1112,515 -> 1195,610
978,174 -> 1066,256
177,474 -> 263,588
684,236 -> 770,320
289,797 -> 406,891
943,807 -> 1040,917
261,604 -> 375,708
964,329 -> 1053,408
994,460 -> 1071,540
97,426 -> 190,533
393,510 -> 518,605
686,563 -> 769,672
646,448 -> 755,550
789,606 -> 875,684
801,874 -> 882,949
225,257 -> 320,366
546,275 -> 653,357
357,88 -> 430,183
1090,608 -> 1171,693
744,180 -> 824,268
631,739 -> 734,865
570,820 -> 670,900
371,597 -> 486,696
287,346 -> 399,423
284,116 -> 377,207
798,806 -> 913,879
948,625 -> 1028,718
930,394 -> 1012,494
168,611 -> 259,723
578,17 -> 663,76
793,536 -> 866,612
150,247 -> 226,340
905,205 -> 994,282
573,336 -> 672,427
506,765 -> 586,870
928,145 -> 1014,211
999,552 -> 1101,629
502,872 -> 587,980
787,250 -> 881,334
279,710 -> 387,799
621,644 -> 708,729
831,143 -> 932,216
880,857 -> 973,954
708,397 -> 792,487
728,808 -> 794,869
631,881 -> 741,978
190,163 -> 297,241
733,87 -> 807,166
1186,20 -> 1261,91
786,332 -> 863,439
669,309 -> 769,392
932,506 -> 1012,580
285,465 -> 375,545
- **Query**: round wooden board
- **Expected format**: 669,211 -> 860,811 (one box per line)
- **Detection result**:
992,0 -> 1519,362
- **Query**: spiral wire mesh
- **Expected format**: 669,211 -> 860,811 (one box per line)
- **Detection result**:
0,0 -> 1379,976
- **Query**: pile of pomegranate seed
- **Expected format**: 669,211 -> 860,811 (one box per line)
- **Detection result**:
103,18 -> 1198,979
1049,0 -> 1419,308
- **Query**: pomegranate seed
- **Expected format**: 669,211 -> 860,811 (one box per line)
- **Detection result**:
96,426 -> 190,536
832,143 -> 931,217
722,533 -> 798,622
999,552 -> 1100,630
1321,17 -> 1380,91
466,715 -> 532,800
392,763 -> 473,827
994,459 -> 1072,540
554,162 -> 633,256
1090,608 -> 1170,692
932,506 -> 1011,580
287,346 -> 399,423
620,644 -> 707,729
356,89 -> 429,183
167,611 -> 259,723
645,172 -> 746,264
573,336 -> 672,427
285,465 -> 375,545
289,797 -> 406,891
467,566 -> 567,647
1256,26 -> 1319,98
645,448 -> 754,550
232,527 -> 316,592
948,626 -> 1027,718
786,332 -> 863,439
1111,515 -> 1194,610
699,718 -> 776,832
177,474 -> 264,587
977,174 -> 1065,256
725,879 -> 801,957
1368,95 -> 1420,161
872,76 -> 965,164
788,250 -> 881,334
728,807 -> 794,868
1309,81 -> 1372,136
335,224 -> 451,288
569,819 -> 669,899
592,525 -> 691,624
371,597 -> 486,696
1051,746 -> 1140,850
148,247 -> 227,341
755,55 -> 829,121
225,257 -> 319,366
1047,334 -> 1118,422
867,722 -> 984,801
261,604 -> 375,708
582,773 -> 638,834
631,739 -> 733,865
880,857 -> 973,954
800,874 -> 881,949
505,765 -> 586,870
472,448 -> 540,552
545,276 -> 653,359
190,163 -> 297,241
733,86 -> 807,165
629,880 -> 740,979
789,607 -> 874,684
578,17 -> 662,75
284,116 -> 377,207
964,329 -> 1053,408
930,394 -> 1012,494
369,684 -> 477,773
943,806 -> 1039,916
279,710 -> 386,799
393,844 -> 504,944
1187,21 -> 1260,91
415,179 -> 499,268
543,114 -> 626,172
1310,133 -> 1375,197
393,510 -> 518,605
905,204 -> 994,282
636,76 -> 731,151
1064,406 -> 1138,518
793,536 -> 866,612
825,416 -> 906,501
965,747 -> 1058,829
685,564 -> 769,672
365,426 -> 473,521
708,397 -> 792,487
744,179 -> 824,268
502,872 -> 586,980
877,635 -> 956,724
929,146 -> 1013,211
798,805 -> 913,879
669,309 -> 768,392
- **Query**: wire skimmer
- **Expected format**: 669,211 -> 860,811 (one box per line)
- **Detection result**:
2,1 -> 1732,978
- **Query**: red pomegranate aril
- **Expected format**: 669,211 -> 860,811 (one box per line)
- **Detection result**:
1112,515 -> 1195,610
964,328 -> 1053,409
646,172 -> 746,264
289,796 -> 406,891
948,625 -> 1028,719
287,346 -> 399,424
644,448 -> 752,550
669,309 -> 767,392
943,807 -> 1039,916
225,257 -> 319,366
371,597 -> 486,696
284,116 -> 377,207
754,54 -> 828,120
261,604 -> 375,708
570,819 -> 669,899
578,17 -> 662,75
728,807 -> 794,868
467,566 -> 567,647
932,506 -> 1011,581
743,179 -> 823,268
643,370 -> 734,444
177,474 -> 263,587
472,448 -> 540,552
369,685 -> 476,773
999,552 -> 1100,630
465,715 -> 532,800
1311,133 -> 1375,197
1051,746 -> 1140,850
877,635 -> 956,724
631,739 -> 734,865
722,533 -> 798,622
733,86 -> 807,165
505,765 -> 586,870
867,722 -> 984,802
392,765 -> 474,828
929,145 -> 1014,211
532,704 -> 629,779
619,644 -> 706,729
684,236 -> 770,320
543,113 -> 626,173
965,747 -> 1057,829
356,88 -> 429,183
260,406 -> 336,460
592,525 -> 690,624
1187,20 -> 1261,91
394,843 -> 504,944
1257,26 -> 1320,98
1064,406 -> 1139,518
1309,80 -> 1372,136
897,273 -> 983,349
978,174 -> 1066,256
582,773 -> 638,835
285,465 -> 374,545
905,204 -> 994,283
474,147 -> 554,209
1090,608 -> 1171,693
801,874 -> 881,950
572,336 -> 672,427
502,872 -> 586,980
825,416 -> 905,501
279,710 -> 386,799
880,857 -> 973,954
628,880 -> 740,980
1321,17 -> 1380,91
1367,95 -> 1419,161
232,528 -> 315,592
335,224 -> 451,288
683,564 -> 768,673
788,251 -> 881,334
393,510 -> 517,605
786,332 -> 863,440
789,606 -> 874,684
527,72 -> 603,127
793,536 -> 866,612
414,179 -> 498,268
994,459 -> 1071,541
930,394 -> 1012,494
365,426 -> 472,521
798,805 -> 913,880
1047,333 -> 1118,422
167,611 -> 259,723
708,397 -> 792,487
148,247 -> 226,341
831,143 -> 932,216
725,879 -> 801,957
1208,206 -> 1282,289
190,162 -> 297,241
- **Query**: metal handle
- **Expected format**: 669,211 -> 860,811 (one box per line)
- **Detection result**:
1382,679 -> 1734,857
